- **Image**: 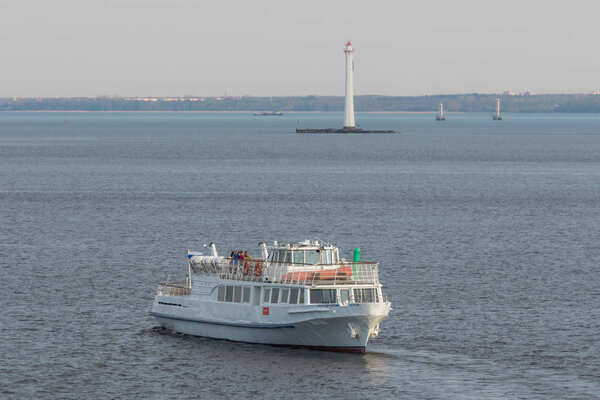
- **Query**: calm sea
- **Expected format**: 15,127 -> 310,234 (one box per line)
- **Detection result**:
1,112 -> 599,399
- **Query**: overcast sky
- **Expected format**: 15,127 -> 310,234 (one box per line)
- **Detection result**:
1,0 -> 599,97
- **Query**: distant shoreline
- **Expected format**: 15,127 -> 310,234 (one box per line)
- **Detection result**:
2,94 -> 600,113
0,110 -> 454,114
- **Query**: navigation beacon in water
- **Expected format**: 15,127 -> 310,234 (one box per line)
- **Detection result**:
436,103 -> 446,121
492,98 -> 503,120
151,240 -> 391,352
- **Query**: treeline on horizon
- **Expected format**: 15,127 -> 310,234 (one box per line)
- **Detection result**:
2,93 -> 600,113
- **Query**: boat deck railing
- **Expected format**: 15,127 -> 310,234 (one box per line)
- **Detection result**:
213,259 -> 380,286
157,281 -> 192,296
158,259 -> 380,296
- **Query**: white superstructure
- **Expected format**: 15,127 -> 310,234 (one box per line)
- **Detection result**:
343,41 -> 356,129
151,240 -> 391,353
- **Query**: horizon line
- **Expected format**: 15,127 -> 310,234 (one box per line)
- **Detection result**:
3,91 -> 600,99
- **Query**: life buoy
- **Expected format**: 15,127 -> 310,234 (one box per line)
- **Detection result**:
243,261 -> 250,275
254,262 -> 262,276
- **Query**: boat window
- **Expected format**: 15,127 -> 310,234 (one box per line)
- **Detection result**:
225,286 -> 234,302
280,288 -> 289,304
305,250 -> 319,265
364,288 -> 376,302
269,252 -> 276,262
243,287 -> 251,303
293,251 -> 304,264
340,289 -> 350,304
234,286 -> 242,303
299,288 -> 304,304
289,288 -> 299,304
322,250 -> 332,264
263,288 -> 271,303
217,286 -> 225,302
310,289 -> 337,304
353,288 -> 377,303
271,288 -> 280,303
283,251 -> 291,264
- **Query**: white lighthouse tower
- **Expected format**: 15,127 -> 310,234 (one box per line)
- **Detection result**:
343,41 -> 356,129
296,41 -> 395,133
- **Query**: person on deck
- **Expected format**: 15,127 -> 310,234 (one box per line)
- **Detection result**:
244,251 -> 253,272
242,251 -> 253,275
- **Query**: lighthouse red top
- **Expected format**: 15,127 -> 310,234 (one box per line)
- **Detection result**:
346,41 -> 352,46
344,40 -> 354,52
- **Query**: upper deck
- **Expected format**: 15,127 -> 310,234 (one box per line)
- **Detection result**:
157,241 -> 381,298
189,240 -> 380,287
188,242 -> 379,286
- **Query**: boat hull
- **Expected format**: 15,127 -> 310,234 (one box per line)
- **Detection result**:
151,299 -> 390,353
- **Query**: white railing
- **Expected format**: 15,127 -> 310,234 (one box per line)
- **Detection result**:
157,260 -> 381,296
157,282 -> 191,296
210,259 -> 379,286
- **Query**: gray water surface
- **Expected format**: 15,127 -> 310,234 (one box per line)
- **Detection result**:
1,112 -> 599,399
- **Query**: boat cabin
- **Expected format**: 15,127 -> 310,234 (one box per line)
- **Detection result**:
266,240 -> 341,265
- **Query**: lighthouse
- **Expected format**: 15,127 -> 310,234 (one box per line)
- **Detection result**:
296,40 -> 396,134
343,41 -> 355,129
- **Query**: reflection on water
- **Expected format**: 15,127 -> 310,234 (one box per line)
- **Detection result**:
360,351 -> 392,384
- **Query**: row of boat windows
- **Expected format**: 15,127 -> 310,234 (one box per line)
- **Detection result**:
217,286 -> 251,303
268,249 -> 339,265
216,286 -> 379,304
309,288 -> 379,304
263,287 -> 304,304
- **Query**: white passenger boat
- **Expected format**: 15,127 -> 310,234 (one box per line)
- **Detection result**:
151,240 -> 391,353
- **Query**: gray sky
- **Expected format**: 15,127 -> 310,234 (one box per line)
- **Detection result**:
1,0 -> 599,97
